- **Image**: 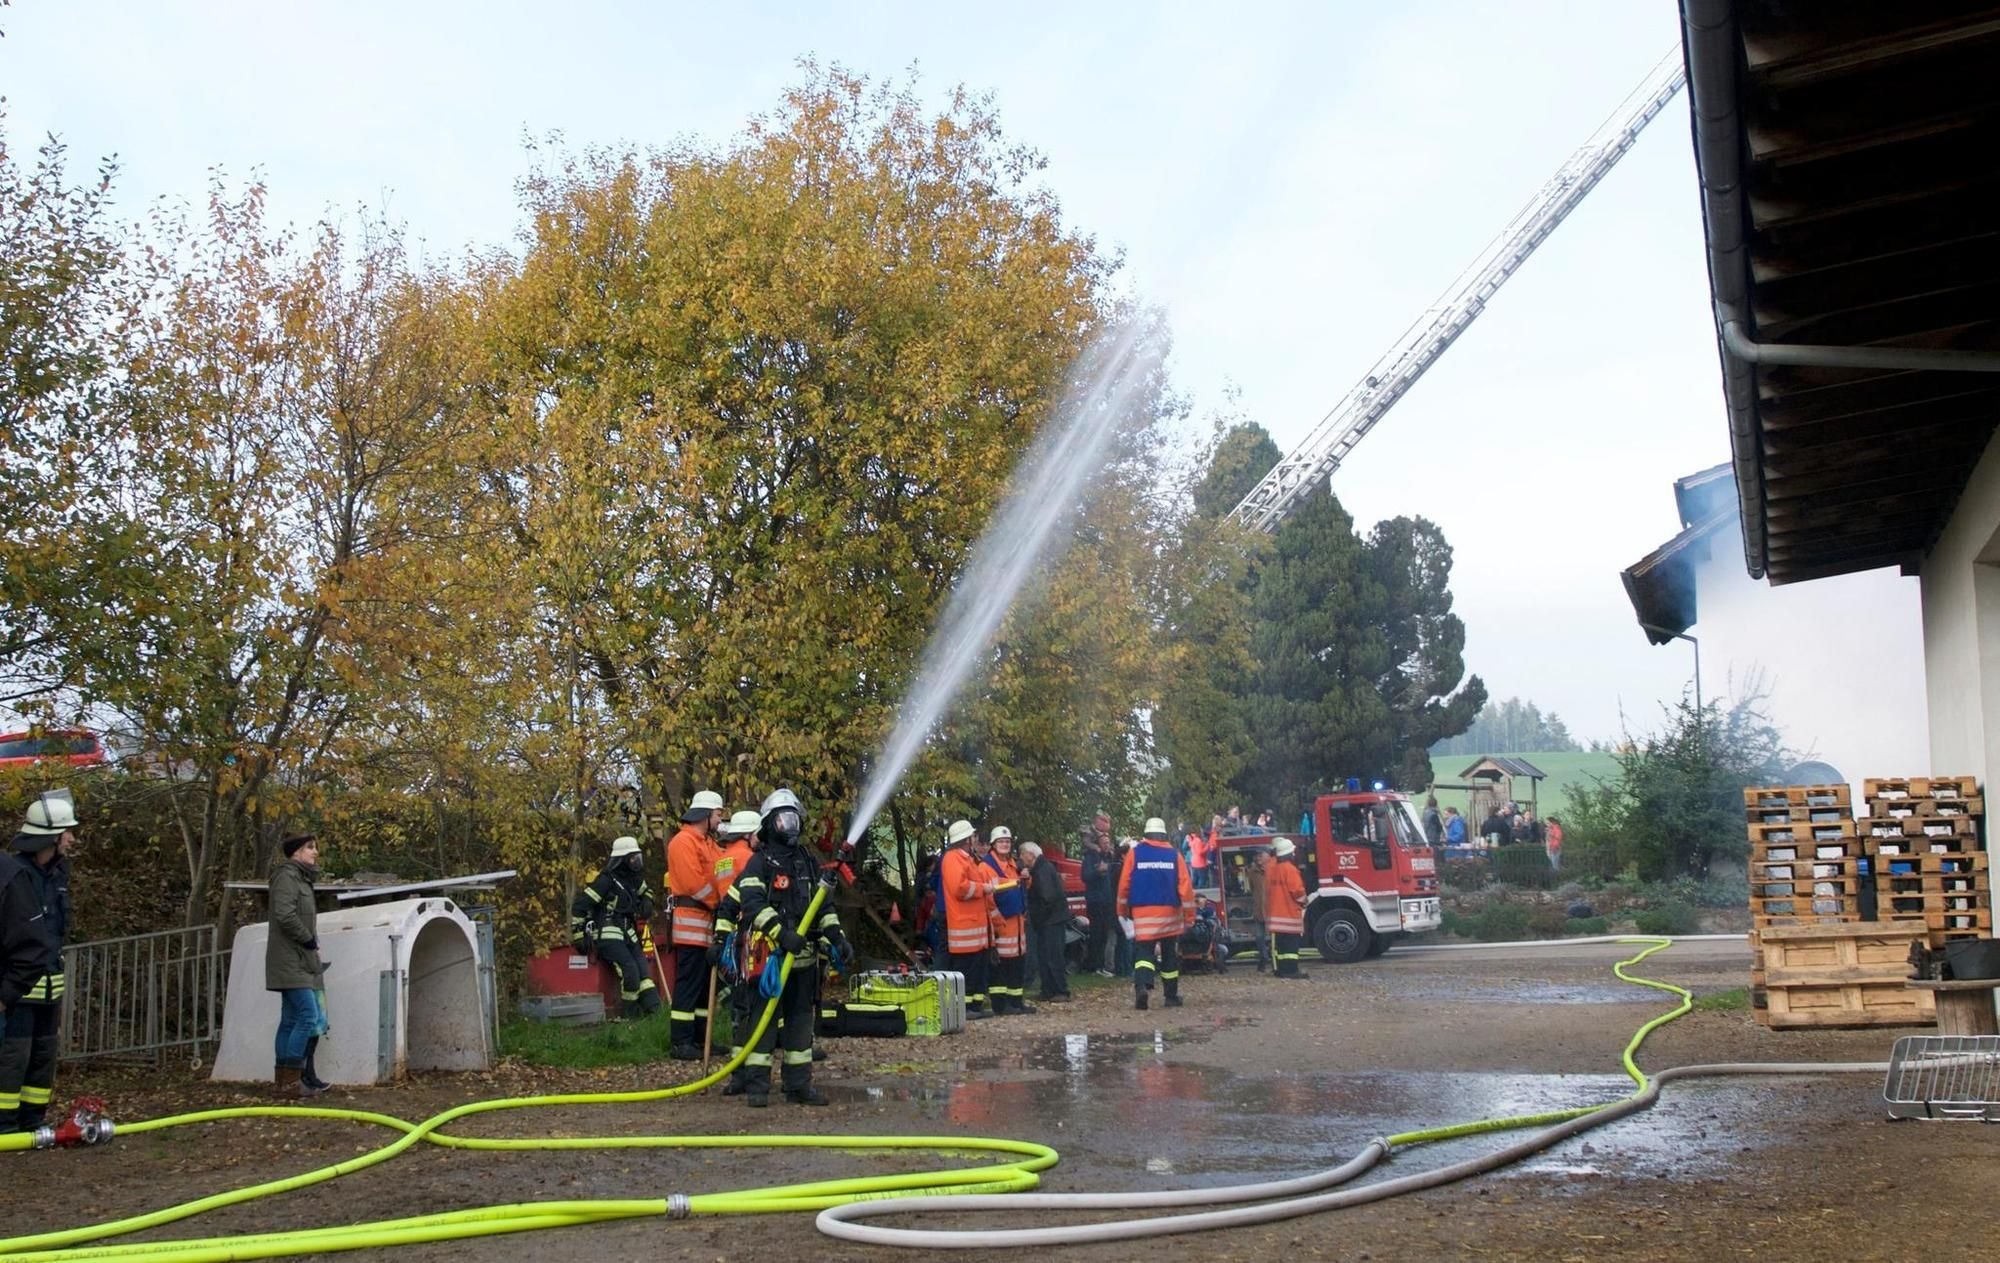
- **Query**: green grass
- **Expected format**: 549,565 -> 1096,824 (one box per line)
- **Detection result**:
1692,986 -> 1749,1012
498,1010 -> 677,1068
1425,750 -> 1621,822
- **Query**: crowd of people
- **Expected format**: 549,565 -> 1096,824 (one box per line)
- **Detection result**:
1422,796 -> 1564,870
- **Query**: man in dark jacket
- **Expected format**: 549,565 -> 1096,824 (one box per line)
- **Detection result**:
1480,807 -> 1513,847
1421,796 -> 1444,847
266,834 -> 329,1099
1079,825 -> 1117,977
0,792 -> 73,1133
1021,842 -> 1071,1002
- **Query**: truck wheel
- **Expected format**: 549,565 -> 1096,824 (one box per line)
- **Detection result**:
1364,933 -> 1395,959
1314,908 -> 1372,964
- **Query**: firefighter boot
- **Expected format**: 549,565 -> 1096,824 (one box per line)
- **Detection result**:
782,1063 -> 829,1107
745,1069 -> 772,1109
721,1061 -> 750,1096
1134,981 -> 1149,1011
1163,978 -> 1184,1008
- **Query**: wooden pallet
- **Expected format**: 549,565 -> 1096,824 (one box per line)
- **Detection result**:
1748,804 -> 1855,826
1874,850 -> 1989,875
1748,819 -> 1857,843
1756,875 -> 1866,898
1862,797 -> 1985,821
1864,776 -> 1981,801
1753,923 -> 1933,1029
1756,856 -> 1866,882
1859,815 -> 1980,840
1746,784 -> 1852,810
1876,905 -> 1992,933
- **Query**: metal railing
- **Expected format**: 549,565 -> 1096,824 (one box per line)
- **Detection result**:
59,925 -> 229,1065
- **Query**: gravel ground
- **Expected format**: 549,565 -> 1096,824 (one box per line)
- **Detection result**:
33,939 -> 1994,1261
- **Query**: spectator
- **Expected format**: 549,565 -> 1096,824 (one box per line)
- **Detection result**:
267,833 -> 329,1099
1421,796 -> 1443,847
1113,837 -> 1139,977
1443,806 -> 1467,847
1022,842 -> 1071,1002
1187,824 -> 1212,885
1479,805 -> 1512,848
1545,816 -> 1564,871
1255,809 -> 1274,829
1516,808 -> 1544,849
1080,828 -> 1118,977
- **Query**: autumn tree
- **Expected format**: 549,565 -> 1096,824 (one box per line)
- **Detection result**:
467,67 -> 1115,838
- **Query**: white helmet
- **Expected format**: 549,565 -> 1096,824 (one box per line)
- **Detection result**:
989,826 -> 1013,844
1273,838 -> 1296,858
721,809 -> 762,838
610,836 -> 642,858
760,788 -> 804,844
684,789 -> 725,822
946,819 -> 976,846
21,791 -> 77,837
1143,817 -> 1168,839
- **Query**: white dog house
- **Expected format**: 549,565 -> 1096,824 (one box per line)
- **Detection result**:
211,897 -> 490,1086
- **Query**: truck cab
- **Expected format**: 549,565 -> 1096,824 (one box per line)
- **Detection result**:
1203,790 -> 1440,964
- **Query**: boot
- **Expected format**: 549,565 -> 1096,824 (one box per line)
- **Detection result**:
721,1062 -> 748,1096
1135,989 -> 1149,1011
274,1064 -> 305,1099
783,1064 -> 829,1106
302,1038 -> 331,1093
812,1047 -> 828,1062
1014,999 -> 1039,1015
670,1043 -> 702,1061
746,1088 -> 769,1108
1164,992 -> 1184,1008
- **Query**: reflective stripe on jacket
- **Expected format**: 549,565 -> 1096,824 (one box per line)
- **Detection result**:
1118,841 -> 1194,942
1264,858 -> 1307,935
940,847 -> 996,953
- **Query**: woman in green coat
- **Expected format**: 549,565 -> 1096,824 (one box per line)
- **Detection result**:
265,834 -> 327,1098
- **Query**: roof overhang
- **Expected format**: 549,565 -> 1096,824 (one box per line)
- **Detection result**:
1681,0 -> 2000,585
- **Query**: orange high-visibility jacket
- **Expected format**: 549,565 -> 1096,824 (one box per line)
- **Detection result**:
1117,841 -> 1196,943
666,825 -> 722,948
940,847 -> 997,954
986,855 -> 1024,958
1264,858 -> 1307,936
712,839 -> 755,901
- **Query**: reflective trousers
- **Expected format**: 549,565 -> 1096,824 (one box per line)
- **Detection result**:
0,1003 -> 59,1132
1133,936 -> 1181,999
1273,932 -> 1303,976
670,944 -> 710,1049
948,949 -> 991,1012
735,963 -> 819,1095
597,936 -> 661,1016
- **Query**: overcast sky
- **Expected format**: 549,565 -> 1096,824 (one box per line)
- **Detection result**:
4,0 -> 1844,745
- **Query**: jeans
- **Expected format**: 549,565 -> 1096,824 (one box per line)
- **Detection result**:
274,988 -> 321,1068
1114,921 -> 1135,977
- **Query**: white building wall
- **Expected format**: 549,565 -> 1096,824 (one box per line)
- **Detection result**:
1921,430 -> 2000,794
1693,545 -> 1927,793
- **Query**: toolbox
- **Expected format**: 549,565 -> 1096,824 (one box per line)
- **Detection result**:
852,969 -> 966,1036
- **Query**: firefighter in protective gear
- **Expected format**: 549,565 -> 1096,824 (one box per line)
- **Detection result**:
730,789 -> 851,1107
939,819 -> 999,1019
1264,838 -> 1309,979
982,827 -> 1035,1015
709,810 -> 763,1082
568,837 -> 661,1018
0,792 -> 75,1132
1117,818 -> 1194,1011
665,790 -> 726,1059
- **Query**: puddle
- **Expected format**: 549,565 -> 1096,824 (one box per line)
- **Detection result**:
827,1034 -> 1808,1185
1385,980 -> 1660,1006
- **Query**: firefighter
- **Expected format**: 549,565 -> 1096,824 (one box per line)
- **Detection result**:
939,819 -> 998,1019
0,792 -> 73,1133
982,827 -> 1035,1016
711,809 -> 764,1092
1117,818 -> 1194,1011
665,790 -> 726,1059
1264,838 -> 1309,979
732,789 -> 852,1107
568,836 -> 662,1019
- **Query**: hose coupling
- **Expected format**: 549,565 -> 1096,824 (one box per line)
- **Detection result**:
665,1192 -> 692,1220
29,1126 -> 55,1150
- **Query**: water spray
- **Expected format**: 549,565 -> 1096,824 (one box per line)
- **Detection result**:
846,315 -> 1167,843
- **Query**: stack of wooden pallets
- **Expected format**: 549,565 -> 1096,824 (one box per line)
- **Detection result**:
1858,776 -> 1989,945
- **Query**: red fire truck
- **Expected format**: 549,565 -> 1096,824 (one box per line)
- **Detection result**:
1203,787 -> 1441,964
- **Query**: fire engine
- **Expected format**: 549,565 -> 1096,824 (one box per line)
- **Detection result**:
1204,786 -> 1441,964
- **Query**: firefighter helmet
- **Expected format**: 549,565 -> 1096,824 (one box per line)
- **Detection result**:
684,789 -> 725,822
21,792 -> 77,837
760,788 -> 804,845
721,809 -> 761,838
1143,817 -> 1168,839
610,836 -> 641,858
946,819 -> 976,846
989,825 -> 1012,843
1273,837 -> 1296,858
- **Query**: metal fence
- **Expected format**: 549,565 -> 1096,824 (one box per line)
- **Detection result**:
59,925 -> 229,1065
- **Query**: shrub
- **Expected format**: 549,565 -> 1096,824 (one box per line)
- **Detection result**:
1476,903 -> 1530,941
1439,858 -> 1489,891
1491,844 -> 1558,890
1525,902 -> 1569,938
1564,916 -> 1609,936
1440,909 -> 1471,937
1634,900 -> 1701,936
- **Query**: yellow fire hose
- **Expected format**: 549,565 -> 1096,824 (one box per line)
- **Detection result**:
0,931 -> 1848,1260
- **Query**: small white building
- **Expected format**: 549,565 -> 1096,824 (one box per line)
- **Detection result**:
211,897 -> 490,1086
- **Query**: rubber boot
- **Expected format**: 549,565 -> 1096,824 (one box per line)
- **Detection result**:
1164,984 -> 1184,1009
670,1043 -> 702,1061
745,1069 -> 771,1108
301,1037 -> 330,1094
274,1064 -> 305,1099
782,1063 -> 829,1106
721,1059 -> 748,1096
1134,987 -> 1149,1011
1014,997 -> 1038,1015
812,1046 -> 828,1063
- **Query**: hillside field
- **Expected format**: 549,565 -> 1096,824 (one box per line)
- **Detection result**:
1423,750 -> 1621,822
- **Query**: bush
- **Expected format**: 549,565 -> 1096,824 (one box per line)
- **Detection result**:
1440,858 -> 1489,892
1491,844 -> 1558,889
1634,900 -> 1701,936
1564,916 -> 1609,935
1476,903 -> 1530,941
1525,902 -> 1569,937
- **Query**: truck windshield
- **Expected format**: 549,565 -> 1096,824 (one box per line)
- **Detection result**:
1377,801 -> 1429,850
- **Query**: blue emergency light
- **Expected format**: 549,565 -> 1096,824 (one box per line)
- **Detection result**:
1345,777 -> 1361,793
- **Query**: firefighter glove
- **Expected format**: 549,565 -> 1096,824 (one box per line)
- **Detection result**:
777,926 -> 807,955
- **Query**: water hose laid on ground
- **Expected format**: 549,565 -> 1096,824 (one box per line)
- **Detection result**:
0,933 -> 1885,1260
